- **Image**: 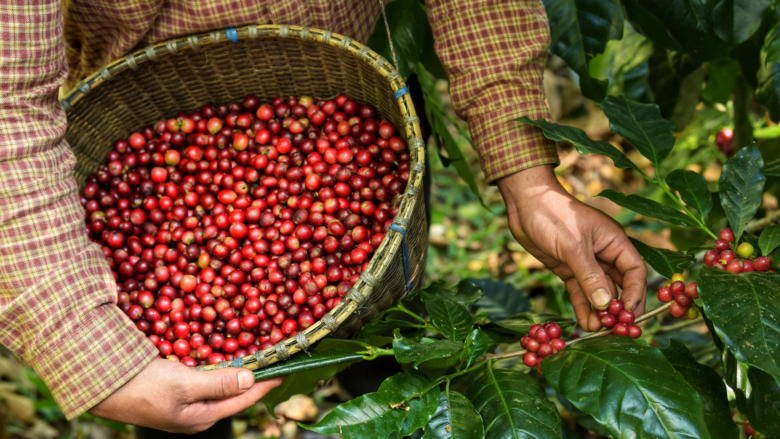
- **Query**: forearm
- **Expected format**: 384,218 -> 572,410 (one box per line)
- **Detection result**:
0,0 -> 156,419
425,0 -> 559,183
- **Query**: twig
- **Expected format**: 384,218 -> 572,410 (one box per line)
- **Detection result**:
479,302 -> 673,362
745,209 -> 780,234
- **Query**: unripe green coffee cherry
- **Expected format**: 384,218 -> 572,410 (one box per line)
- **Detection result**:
737,242 -> 754,259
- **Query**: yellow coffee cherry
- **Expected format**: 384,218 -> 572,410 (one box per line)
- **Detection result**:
671,273 -> 685,283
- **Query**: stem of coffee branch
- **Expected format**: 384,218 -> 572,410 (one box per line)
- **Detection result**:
478,302 -> 673,362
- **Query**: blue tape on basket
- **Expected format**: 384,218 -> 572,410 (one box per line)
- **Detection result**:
389,223 -> 411,295
393,87 -> 410,100
226,27 -> 238,43
232,357 -> 243,368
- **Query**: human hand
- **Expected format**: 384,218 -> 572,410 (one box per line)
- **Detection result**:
89,358 -> 282,433
497,165 -> 647,332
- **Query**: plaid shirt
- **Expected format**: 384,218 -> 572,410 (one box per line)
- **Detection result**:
0,0 -> 557,420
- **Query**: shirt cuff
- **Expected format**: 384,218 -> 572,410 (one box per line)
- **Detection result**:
468,99 -> 559,184
23,248 -> 158,420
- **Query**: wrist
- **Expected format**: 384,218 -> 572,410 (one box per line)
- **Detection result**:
496,164 -> 566,208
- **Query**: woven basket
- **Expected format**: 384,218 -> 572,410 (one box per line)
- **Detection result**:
61,24 -> 427,371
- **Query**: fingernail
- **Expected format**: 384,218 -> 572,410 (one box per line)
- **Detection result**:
238,370 -> 254,390
590,289 -> 611,309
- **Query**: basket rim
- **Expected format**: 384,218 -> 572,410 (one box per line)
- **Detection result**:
61,24 -> 426,372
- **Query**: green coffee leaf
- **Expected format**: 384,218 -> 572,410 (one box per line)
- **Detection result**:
469,278 -> 530,321
718,143 -> 765,241
366,0 -> 427,80
702,59 -> 740,105
254,349 -> 364,381
417,65 -> 485,207
710,0 -> 770,47
764,157 -> 780,176
543,337 -> 712,439
543,0 -> 624,101
419,280 -> 485,306
765,21 -> 780,66
661,340 -> 739,439
666,169 -> 713,217
600,96 -> 676,168
759,225 -> 780,256
425,296 -> 474,342
302,371 -> 434,438
724,349 -> 780,437
422,391 -> 484,439
516,117 -> 643,175
633,0 -> 730,61
698,267 -> 780,383
393,329 -> 463,368
629,237 -> 696,279
381,372 -> 440,437
487,312 -> 574,335
467,368 -> 561,439
462,329 -> 490,368
598,189 -> 695,226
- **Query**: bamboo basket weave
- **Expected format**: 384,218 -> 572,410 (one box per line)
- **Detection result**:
61,24 -> 427,371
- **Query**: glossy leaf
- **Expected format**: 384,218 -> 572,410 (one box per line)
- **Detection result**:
420,280 -> 484,306
666,169 -> 713,217
718,143 -> 765,241
516,117 -> 643,174
543,337 -> 712,439
765,157 -> 780,176
359,318 -> 420,337
760,225 -> 780,256
417,65 -> 485,206
462,329 -> 490,368
393,329 -> 463,368
702,59 -> 740,105
467,368 -> 561,439
698,267 -> 780,382
765,21 -> 780,65
600,96 -> 676,168
302,371 -> 433,438
543,0 -> 623,101
488,312 -> 574,335
635,0 -> 730,61
661,340 -> 739,439
757,31 -> 780,122
623,0 -> 683,52
710,0 -> 770,46
629,237 -> 695,279
380,372 -> 441,437
422,391 -> 484,439
425,296 -> 474,342
598,189 -> 695,226
469,278 -> 530,321
254,349 -> 364,381
366,0 -> 427,80
723,349 -> 780,437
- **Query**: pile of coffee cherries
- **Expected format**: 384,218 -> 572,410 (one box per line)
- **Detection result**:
597,299 -> 642,338
520,322 -> 566,373
656,273 -> 700,319
703,228 -> 773,273
79,94 -> 410,366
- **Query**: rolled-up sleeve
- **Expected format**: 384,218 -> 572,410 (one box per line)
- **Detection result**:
426,0 -> 559,183
0,0 -> 156,420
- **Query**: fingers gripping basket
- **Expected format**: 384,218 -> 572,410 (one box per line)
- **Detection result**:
62,24 -> 427,371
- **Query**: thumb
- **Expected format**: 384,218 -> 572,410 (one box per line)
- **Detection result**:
566,251 -> 613,311
186,368 -> 256,402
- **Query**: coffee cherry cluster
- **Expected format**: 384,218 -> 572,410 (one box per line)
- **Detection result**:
79,94 -> 410,366
656,273 -> 700,320
704,228 -> 773,273
597,299 -> 642,339
520,322 -> 565,373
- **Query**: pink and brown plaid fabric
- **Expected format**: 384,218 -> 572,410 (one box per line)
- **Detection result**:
1,0 -> 556,419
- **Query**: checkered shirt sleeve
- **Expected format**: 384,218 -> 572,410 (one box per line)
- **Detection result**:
426,0 -> 559,183
0,0 -> 157,420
